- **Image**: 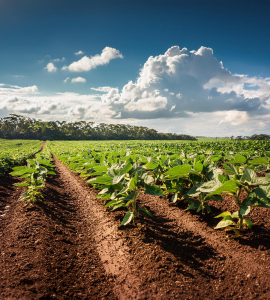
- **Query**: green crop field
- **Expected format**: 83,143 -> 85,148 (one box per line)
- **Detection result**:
2,138 -> 270,231
0,139 -> 42,176
46,139 -> 270,232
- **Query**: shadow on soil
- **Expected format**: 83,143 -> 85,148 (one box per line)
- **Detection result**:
175,198 -> 270,252
31,172 -> 77,232
137,212 -> 219,279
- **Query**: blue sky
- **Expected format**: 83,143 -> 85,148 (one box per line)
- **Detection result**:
1,0 -> 270,136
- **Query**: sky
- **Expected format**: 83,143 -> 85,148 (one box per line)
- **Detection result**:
0,0 -> 270,137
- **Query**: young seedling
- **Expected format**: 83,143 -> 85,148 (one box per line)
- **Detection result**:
89,160 -> 164,226
208,168 -> 270,235
10,159 -> 55,206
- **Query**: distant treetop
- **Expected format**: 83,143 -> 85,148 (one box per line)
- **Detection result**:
0,114 -> 197,141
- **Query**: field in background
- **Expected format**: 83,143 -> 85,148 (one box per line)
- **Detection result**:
196,137 -> 231,142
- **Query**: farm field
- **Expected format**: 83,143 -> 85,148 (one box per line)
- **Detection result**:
1,139 -> 270,299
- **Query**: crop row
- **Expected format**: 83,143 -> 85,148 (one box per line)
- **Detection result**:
0,140 -> 43,176
10,142 -> 55,206
49,140 -> 270,235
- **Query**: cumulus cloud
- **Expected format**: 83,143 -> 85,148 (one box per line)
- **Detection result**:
91,86 -> 113,92
219,110 -> 249,125
0,84 -> 100,118
45,62 -> 57,72
63,77 -> 70,83
0,84 -> 38,95
0,97 -> 58,115
63,47 -> 123,72
75,50 -> 84,55
2,45 -> 270,136
95,45 -> 270,121
71,77 -> 86,83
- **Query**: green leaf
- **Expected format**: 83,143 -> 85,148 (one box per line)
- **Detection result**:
112,174 -> 126,185
223,163 -> 238,175
187,199 -> 201,210
12,166 -> 27,171
218,174 -> 229,183
215,219 -> 234,229
120,211 -> 133,226
47,171 -> 56,175
196,203 -> 202,212
14,182 -> 29,187
88,176 -> 113,185
240,168 -> 268,186
243,218 -> 253,229
145,184 -> 164,196
207,180 -> 239,198
249,157 -> 268,165
232,211 -> 239,218
255,185 -> 270,199
110,203 -> 126,211
229,155 -> 247,164
139,207 -> 153,217
94,166 -> 109,173
10,167 -> 35,176
39,161 -> 54,167
255,165 -> 268,172
26,159 -> 36,166
129,173 -> 138,190
239,204 -> 250,216
186,185 -> 201,197
141,173 -> 154,184
194,162 -> 203,173
215,211 -> 232,218
210,155 -> 223,162
164,164 -> 191,177
197,180 -> 222,193
145,161 -> 159,170
119,162 -> 133,175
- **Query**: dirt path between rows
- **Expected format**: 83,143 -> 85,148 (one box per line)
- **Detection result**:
0,159 -> 116,299
52,155 -> 152,300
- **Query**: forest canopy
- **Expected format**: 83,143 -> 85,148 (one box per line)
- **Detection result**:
0,114 -> 197,141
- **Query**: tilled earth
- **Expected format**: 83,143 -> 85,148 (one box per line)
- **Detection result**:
1,157 -> 270,299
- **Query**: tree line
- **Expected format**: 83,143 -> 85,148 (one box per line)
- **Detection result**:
0,114 -> 197,141
231,134 -> 270,141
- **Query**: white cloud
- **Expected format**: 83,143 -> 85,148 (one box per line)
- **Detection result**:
71,77 -> 86,83
51,57 -> 65,62
2,45 -> 270,136
75,50 -> 84,55
63,47 -> 123,72
91,86 -> 113,92
99,45 -> 270,120
45,62 -> 57,72
0,84 -> 38,95
219,110 -> 249,125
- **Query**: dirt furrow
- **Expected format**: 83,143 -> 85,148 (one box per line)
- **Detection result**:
138,193 -> 270,297
0,164 -> 116,299
53,155 -> 153,299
